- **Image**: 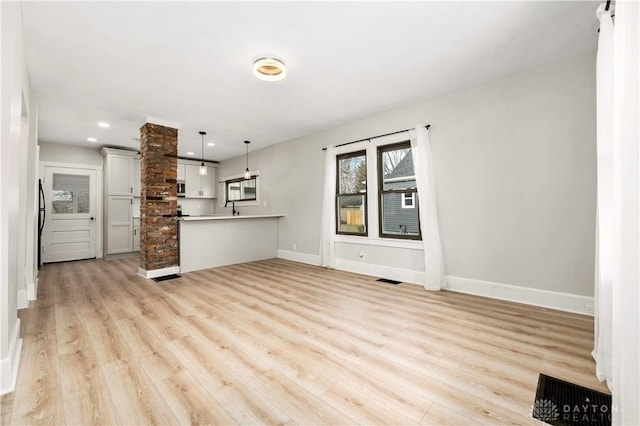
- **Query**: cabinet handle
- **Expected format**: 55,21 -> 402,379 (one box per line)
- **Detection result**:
134,229 -> 136,236
130,187 -> 133,193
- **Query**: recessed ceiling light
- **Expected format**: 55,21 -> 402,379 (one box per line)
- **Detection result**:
253,57 -> 286,81
87,137 -> 98,142
187,151 -> 195,156
98,121 -> 110,128
207,142 -> 215,147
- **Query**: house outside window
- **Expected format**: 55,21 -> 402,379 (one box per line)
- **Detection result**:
378,141 -> 421,239
336,151 -> 367,235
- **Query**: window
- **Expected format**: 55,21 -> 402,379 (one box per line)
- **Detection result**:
401,192 -> 415,209
52,174 -> 90,214
225,176 -> 257,202
378,142 -> 421,239
336,151 -> 367,235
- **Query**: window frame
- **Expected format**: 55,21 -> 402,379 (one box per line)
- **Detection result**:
224,175 -> 258,204
377,141 -> 421,240
336,150 -> 368,236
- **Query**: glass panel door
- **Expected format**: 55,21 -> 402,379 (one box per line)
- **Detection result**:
42,167 -> 97,262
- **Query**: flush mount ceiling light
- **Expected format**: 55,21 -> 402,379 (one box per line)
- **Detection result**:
199,131 -> 207,176
87,137 -> 97,142
253,57 -> 286,81
97,121 -> 110,128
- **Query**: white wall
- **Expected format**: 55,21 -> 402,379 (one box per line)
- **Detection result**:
39,142 -> 103,166
180,198 -> 215,216
218,52 -> 597,308
1,1 -> 37,394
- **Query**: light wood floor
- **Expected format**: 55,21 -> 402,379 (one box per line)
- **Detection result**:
2,257 -> 608,425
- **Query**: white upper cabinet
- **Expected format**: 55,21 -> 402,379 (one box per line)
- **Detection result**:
184,163 -> 217,198
177,162 -> 186,181
184,164 -> 201,198
102,148 -> 139,196
200,166 -> 217,198
108,154 -> 134,195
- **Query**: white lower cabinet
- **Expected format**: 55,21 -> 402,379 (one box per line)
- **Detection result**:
107,196 -> 133,254
133,218 -> 141,251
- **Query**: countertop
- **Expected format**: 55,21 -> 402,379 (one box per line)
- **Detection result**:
179,214 -> 284,221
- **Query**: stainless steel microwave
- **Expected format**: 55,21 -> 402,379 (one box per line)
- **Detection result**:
177,181 -> 185,197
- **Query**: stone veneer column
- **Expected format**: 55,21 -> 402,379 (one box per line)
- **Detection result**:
138,121 -> 179,278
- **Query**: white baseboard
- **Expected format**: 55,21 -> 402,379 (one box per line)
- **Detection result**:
1,319 -> 23,395
138,266 -> 180,279
445,275 -> 594,316
27,280 -> 37,301
17,289 -> 28,310
275,254 -> 594,316
335,259 -> 425,286
277,249 -> 321,266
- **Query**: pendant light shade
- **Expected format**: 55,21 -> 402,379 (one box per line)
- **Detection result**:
244,140 -> 251,179
199,131 -> 207,176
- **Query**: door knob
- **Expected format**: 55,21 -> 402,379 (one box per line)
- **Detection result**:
90,217 -> 95,221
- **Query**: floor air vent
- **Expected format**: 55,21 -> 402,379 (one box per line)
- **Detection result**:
532,373 -> 611,426
376,278 -> 402,285
152,274 -> 182,282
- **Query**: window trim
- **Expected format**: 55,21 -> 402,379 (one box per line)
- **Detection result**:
221,171 -> 260,206
336,150 -> 368,237
225,176 -> 257,203
377,141 -> 421,240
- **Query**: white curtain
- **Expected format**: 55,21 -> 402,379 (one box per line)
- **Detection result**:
321,146 -> 336,268
411,126 -> 444,291
593,5 -> 640,423
610,1 -> 640,423
593,2 -> 615,388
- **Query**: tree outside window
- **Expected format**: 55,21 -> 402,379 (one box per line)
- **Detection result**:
336,151 -> 367,235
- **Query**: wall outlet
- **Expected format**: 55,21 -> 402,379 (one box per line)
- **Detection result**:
263,200 -> 267,207
359,250 -> 365,259
292,243 -> 297,251
586,304 -> 594,314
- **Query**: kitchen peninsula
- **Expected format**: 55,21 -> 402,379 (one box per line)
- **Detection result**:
179,214 -> 284,273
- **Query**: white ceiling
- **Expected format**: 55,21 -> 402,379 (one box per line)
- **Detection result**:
21,1 -> 599,162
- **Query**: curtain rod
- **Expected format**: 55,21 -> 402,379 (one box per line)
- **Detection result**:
321,124 -> 430,151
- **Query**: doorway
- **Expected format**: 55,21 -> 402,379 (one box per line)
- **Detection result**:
41,166 -> 98,263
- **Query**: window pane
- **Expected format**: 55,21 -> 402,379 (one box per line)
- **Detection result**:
381,147 -> 415,191
338,154 -> 366,194
338,195 -> 366,234
241,179 -> 256,200
52,173 -> 90,214
227,178 -> 256,201
381,192 -> 420,236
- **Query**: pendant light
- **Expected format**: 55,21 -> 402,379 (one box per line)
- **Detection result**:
199,131 -> 207,176
244,140 -> 251,179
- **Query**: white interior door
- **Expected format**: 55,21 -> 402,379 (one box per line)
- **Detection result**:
42,166 -> 97,262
